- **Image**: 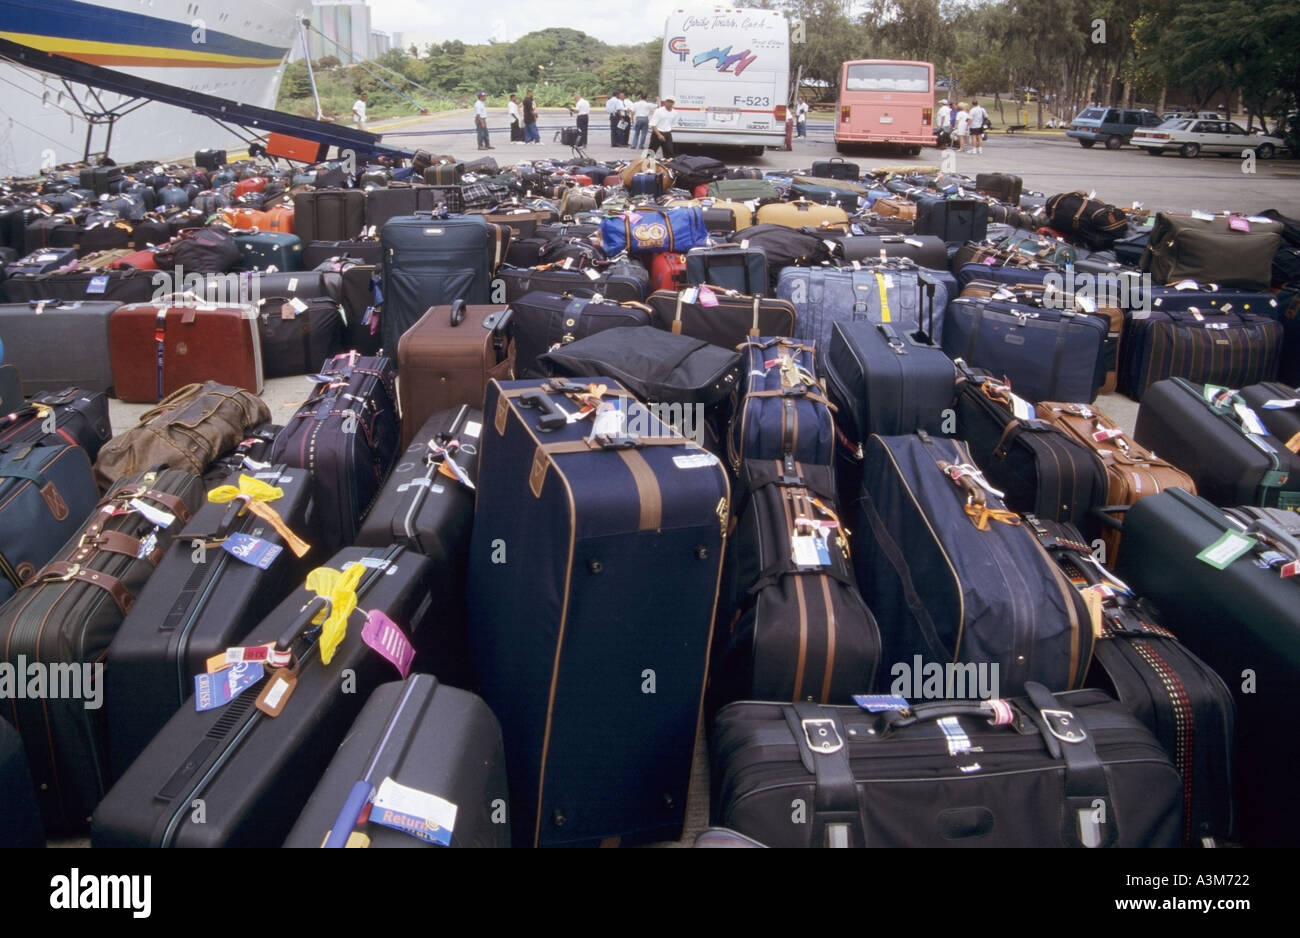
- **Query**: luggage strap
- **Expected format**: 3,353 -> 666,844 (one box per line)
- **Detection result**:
783,703 -> 865,847
34,561 -> 136,615
154,307 -> 167,401
875,272 -> 890,323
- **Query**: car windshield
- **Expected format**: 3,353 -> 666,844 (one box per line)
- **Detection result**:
844,64 -> 930,93
1077,108 -> 1106,121
1161,119 -> 1192,130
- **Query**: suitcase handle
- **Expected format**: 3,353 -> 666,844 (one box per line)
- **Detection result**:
276,596 -> 330,652
518,390 -> 568,431
449,300 -> 467,327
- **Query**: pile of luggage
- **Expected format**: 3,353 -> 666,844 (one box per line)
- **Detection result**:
0,145 -> 1297,849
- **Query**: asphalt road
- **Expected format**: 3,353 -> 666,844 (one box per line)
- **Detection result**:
373,109 -> 1300,216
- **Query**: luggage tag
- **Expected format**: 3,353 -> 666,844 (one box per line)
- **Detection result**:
370,776 -> 457,846
681,286 -> 699,305
853,694 -> 910,712
1092,426 -> 1125,443
254,662 -> 299,717
194,660 -> 264,711
1196,530 -> 1257,570
86,275 -> 109,295
435,452 -> 475,491
1190,210 -> 1215,222
242,455 -> 272,471
1261,399 -> 1300,409
589,398 -> 627,441
1286,432 -> 1300,455
698,285 -> 719,308
128,497 -> 176,528
136,530 -> 159,560
360,609 -> 415,678
222,532 -> 283,569
205,642 -> 289,674
1228,216 -> 1250,232
1234,402 -> 1269,437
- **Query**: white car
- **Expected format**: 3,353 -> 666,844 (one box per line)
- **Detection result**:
1132,118 -> 1284,159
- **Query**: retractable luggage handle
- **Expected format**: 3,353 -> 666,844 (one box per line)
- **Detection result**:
782,702 -> 866,848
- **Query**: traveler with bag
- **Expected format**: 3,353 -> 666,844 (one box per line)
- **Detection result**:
474,91 -> 494,150
569,93 -> 591,147
606,92 -> 626,147
523,89 -> 540,144
631,94 -> 654,151
649,98 -> 677,158
508,94 -> 523,144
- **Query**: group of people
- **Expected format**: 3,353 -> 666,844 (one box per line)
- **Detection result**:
473,91 -> 678,155
935,98 -> 990,154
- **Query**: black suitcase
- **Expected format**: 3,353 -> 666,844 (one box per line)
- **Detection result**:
493,263 -> 647,305
201,420 -> 283,486
684,243 -> 767,296
380,213 -> 500,353
356,406 -> 481,687
0,443 -> 100,608
810,157 -> 860,181
510,290 -> 651,378
913,195 -> 989,243
1115,489 -> 1299,846
282,674 -> 510,847
302,239 -> 382,269
91,544 -> 435,847
0,387 -> 112,462
1237,380 -> 1300,446
310,257 -> 382,354
728,338 -> 834,471
0,468 -> 203,833
293,189 -> 366,244
710,458 -> 879,714
269,353 -> 400,550
646,289 -> 796,351
835,233 -> 946,268
953,365 -> 1108,533
195,148 -> 227,171
0,715 -> 44,847
853,432 -> 1094,697
1133,378 -> 1300,510
362,184 -> 446,230
467,378 -> 729,847
974,172 -> 1023,204
710,686 -> 1182,847
1,268 -> 156,305
103,464 -> 316,781
1024,514 -> 1236,846
253,293 -> 345,377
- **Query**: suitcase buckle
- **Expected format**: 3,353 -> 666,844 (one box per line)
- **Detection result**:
801,718 -> 844,754
1039,708 -> 1086,744
46,562 -> 82,583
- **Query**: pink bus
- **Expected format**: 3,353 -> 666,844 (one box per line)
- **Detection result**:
835,59 -> 936,155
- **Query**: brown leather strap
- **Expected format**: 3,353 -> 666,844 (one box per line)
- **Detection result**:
67,530 -> 161,566
36,562 -> 135,615
745,388 -> 834,408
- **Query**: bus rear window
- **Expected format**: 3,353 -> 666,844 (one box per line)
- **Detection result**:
844,64 -> 930,93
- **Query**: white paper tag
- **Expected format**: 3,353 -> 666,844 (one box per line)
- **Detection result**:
128,497 -> 175,528
1173,280 -> 1199,291
372,776 -> 458,847
1234,403 -> 1268,436
1189,210 -> 1215,222
242,456 -> 271,471
791,534 -> 822,567
1075,294 -> 1096,313
289,297 -> 308,313
1261,399 -> 1300,410
463,420 -> 482,438
287,276 -> 299,292
583,267 -> 601,280
673,452 -> 719,469
938,716 -> 973,755
1009,392 -> 1034,422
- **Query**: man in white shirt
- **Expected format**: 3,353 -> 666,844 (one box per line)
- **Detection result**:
474,91 -> 493,150
352,93 -> 367,132
649,98 -> 676,158
508,93 -> 523,144
570,93 -> 590,147
630,95 -> 654,151
968,99 -> 988,154
606,92 -> 625,147
796,99 -> 808,138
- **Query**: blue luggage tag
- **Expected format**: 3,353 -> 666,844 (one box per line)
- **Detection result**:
194,661 -> 263,711
222,532 -> 283,570
854,694 -> 910,712
86,274 -> 110,295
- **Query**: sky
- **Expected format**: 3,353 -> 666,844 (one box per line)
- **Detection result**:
369,1 -> 701,47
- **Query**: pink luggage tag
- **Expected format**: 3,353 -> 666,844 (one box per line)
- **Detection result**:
362,610 -> 415,678
698,285 -> 719,308
1228,216 -> 1250,232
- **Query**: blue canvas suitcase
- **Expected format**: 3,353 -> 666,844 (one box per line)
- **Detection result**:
913,195 -> 989,243
5,247 -> 77,277
728,337 -> 834,471
467,378 -> 729,847
776,266 -> 950,355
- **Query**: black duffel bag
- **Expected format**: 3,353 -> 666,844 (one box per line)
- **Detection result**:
1045,191 -> 1127,249
154,226 -> 241,273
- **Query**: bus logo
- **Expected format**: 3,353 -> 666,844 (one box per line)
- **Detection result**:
669,37 -> 690,62
693,45 -> 758,77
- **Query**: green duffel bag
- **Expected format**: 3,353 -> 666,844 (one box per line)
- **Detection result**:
705,178 -> 782,204
997,231 -> 1078,266
1140,211 -> 1283,289
790,174 -> 872,195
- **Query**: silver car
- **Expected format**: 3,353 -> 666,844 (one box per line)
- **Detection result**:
1132,118 -> 1284,159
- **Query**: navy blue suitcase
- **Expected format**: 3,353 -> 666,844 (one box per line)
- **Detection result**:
233,231 -> 302,272
467,378 -> 729,847
685,243 -> 768,296
913,196 -> 989,243
942,295 -> 1109,403
788,179 -> 860,212
810,157 -> 860,181
954,262 -> 1061,289
728,337 -> 834,472
5,247 -> 77,277
380,213 -> 497,353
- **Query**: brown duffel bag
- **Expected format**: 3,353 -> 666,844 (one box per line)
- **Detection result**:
872,196 -> 917,221
1035,399 -> 1197,564
92,381 -> 270,490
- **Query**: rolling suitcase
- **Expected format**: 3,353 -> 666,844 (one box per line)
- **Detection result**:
103,464 -> 316,780
269,352 -> 399,550
0,300 -> 120,393
1035,399 -> 1196,562
91,544 -> 436,847
0,387 -> 112,462
942,295 -> 1109,403
108,299 -> 263,403
810,157 -> 860,181
953,366 -> 1108,533
293,189 -> 366,244
755,198 -> 849,231
710,686 -> 1182,848
649,252 -> 687,293
1024,515 -> 1236,846
0,443 -> 100,607
913,195 -> 989,242
283,674 -> 510,847
1133,378 -> 1300,510
380,213 -> 503,353
363,185 -> 446,230
776,266 -> 950,355
646,289 -> 796,350
1115,488 -> 1300,846
509,291 -> 651,378
0,467 -> 203,833
467,378 -> 729,847
395,302 -> 514,447
0,716 -> 44,847
710,457 -> 879,714
788,178 -> 860,211
684,243 -> 767,296
852,432 -> 1094,699
727,338 -> 834,470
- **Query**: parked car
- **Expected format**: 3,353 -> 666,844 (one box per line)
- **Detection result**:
1132,118 -> 1284,159
1066,107 -> 1163,149
1160,110 -> 1224,122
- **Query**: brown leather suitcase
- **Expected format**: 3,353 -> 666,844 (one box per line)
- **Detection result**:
108,300 -> 263,403
479,208 -> 556,239
754,198 -> 849,231
873,196 -> 917,221
1035,399 -> 1197,563
395,300 -> 514,448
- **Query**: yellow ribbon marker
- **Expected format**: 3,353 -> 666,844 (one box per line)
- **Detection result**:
208,474 -> 311,558
305,564 -> 364,666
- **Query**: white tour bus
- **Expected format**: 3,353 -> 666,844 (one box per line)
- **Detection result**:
659,8 -> 792,154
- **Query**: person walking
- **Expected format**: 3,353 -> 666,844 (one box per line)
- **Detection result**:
474,91 -> 493,150
954,102 -> 972,153
508,93 -> 523,144
630,93 -> 653,151
649,97 -> 676,158
969,99 -> 988,154
352,92 -> 367,132
569,93 -> 590,147
796,98 -> 808,138
523,89 -> 540,144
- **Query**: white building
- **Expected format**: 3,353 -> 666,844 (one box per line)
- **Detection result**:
290,1 -> 387,63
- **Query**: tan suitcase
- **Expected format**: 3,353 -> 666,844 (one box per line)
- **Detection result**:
395,301 -> 515,448
754,198 -> 849,230
873,197 -> 917,221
